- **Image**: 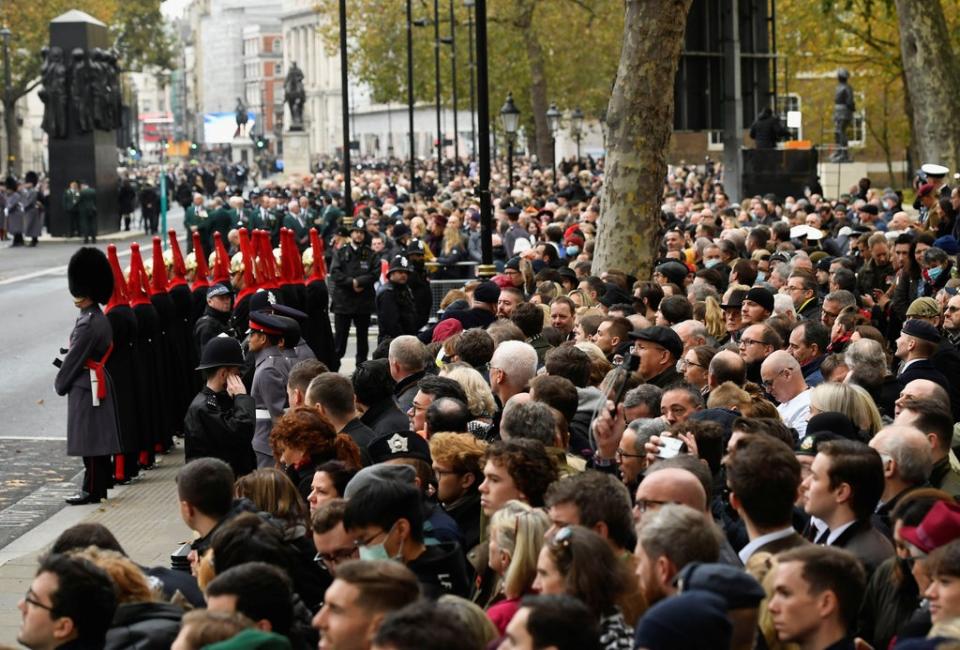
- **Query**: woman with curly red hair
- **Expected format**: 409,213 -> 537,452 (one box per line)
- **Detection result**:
269,407 -> 362,501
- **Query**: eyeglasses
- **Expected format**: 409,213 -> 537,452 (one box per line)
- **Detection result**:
677,359 -> 703,371
617,448 -> 645,461
761,368 -> 788,390
314,547 -> 358,570
739,337 -> 764,347
633,498 -> 671,514
22,590 -> 53,612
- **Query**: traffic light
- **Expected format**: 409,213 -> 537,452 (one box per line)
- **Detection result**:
190,141 -> 199,151
256,138 -> 266,150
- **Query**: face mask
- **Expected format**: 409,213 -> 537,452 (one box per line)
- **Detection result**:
928,266 -> 944,282
755,271 -> 766,283
565,245 -> 580,256
704,259 -> 721,269
357,524 -> 401,562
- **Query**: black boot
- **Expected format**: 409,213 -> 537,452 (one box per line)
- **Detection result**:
28,237 -> 37,247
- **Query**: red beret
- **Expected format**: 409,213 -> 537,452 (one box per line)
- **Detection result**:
918,183 -> 937,198
432,318 -> 463,343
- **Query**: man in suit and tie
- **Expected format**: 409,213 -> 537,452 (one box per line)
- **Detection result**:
727,435 -> 809,565
802,439 -> 893,575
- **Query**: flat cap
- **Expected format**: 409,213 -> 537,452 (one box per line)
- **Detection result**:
628,325 -> 683,360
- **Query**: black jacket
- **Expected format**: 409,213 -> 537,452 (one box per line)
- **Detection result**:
329,243 -> 376,315
183,387 -> 256,478
194,305 -> 235,355
361,398 -> 410,436
376,281 -> 419,342
444,490 -> 482,552
407,541 -> 473,599
105,602 -> 182,650
899,359 -> 950,397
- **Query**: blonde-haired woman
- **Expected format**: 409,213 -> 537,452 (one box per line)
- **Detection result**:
808,382 -> 882,436
442,365 -> 496,437
485,500 -> 551,635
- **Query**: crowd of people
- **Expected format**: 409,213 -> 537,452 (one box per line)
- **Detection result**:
26,154 -> 960,650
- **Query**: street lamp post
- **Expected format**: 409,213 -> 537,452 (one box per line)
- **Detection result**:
0,27 -> 13,174
339,0 -> 353,216
500,93 -> 519,193
473,0 -> 494,277
464,0 -> 476,163
406,0 -> 416,189
432,0 -> 443,183
546,103 -> 561,190
571,106 -> 584,167
445,0 -> 459,172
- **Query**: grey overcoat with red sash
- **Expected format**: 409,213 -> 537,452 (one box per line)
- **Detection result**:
54,305 -> 122,457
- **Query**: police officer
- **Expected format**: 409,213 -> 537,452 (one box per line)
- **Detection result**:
329,218 -> 376,365
376,255 -> 418,342
248,310 -> 294,468
194,284 -> 236,357
183,334 -> 256,477
55,248 -> 122,505
405,239 -> 432,330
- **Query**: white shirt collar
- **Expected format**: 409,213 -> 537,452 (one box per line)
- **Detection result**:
826,520 -> 857,546
738,527 -> 796,563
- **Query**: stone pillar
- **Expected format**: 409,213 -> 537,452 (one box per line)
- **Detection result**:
47,10 -> 119,236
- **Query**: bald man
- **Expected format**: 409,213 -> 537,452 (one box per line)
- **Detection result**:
633,467 -> 706,524
868,425 -> 934,538
895,379 -> 949,417
761,351 -> 811,438
708,349 -> 746,390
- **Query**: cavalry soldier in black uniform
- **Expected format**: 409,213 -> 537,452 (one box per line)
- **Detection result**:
183,334 -> 256,477
376,254 -> 419,342
55,247 -> 122,505
329,218 -> 376,365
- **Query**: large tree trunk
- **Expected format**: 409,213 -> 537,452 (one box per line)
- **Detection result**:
895,0 -> 960,173
516,0 -> 553,167
592,0 -> 692,278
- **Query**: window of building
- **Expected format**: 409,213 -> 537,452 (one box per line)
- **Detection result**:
275,63 -> 282,75
263,38 -> 272,53
776,93 -> 803,141
707,130 -> 723,152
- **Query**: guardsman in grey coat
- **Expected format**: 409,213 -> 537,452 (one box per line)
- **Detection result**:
55,247 -> 122,505
248,310 -> 294,468
249,291 -> 316,366
21,171 -> 42,246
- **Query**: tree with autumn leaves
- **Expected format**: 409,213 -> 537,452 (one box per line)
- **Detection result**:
1,0 -> 174,174
314,0 -> 622,167
325,0 -> 960,279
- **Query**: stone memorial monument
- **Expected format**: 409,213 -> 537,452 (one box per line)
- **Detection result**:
42,10 -> 119,236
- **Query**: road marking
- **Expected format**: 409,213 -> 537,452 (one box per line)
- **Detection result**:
0,436 -> 66,441
0,248 -> 133,287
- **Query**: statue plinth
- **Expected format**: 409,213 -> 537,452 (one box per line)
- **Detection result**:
282,130 -> 311,177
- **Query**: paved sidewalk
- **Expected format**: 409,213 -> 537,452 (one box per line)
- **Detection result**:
0,445 -> 188,646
